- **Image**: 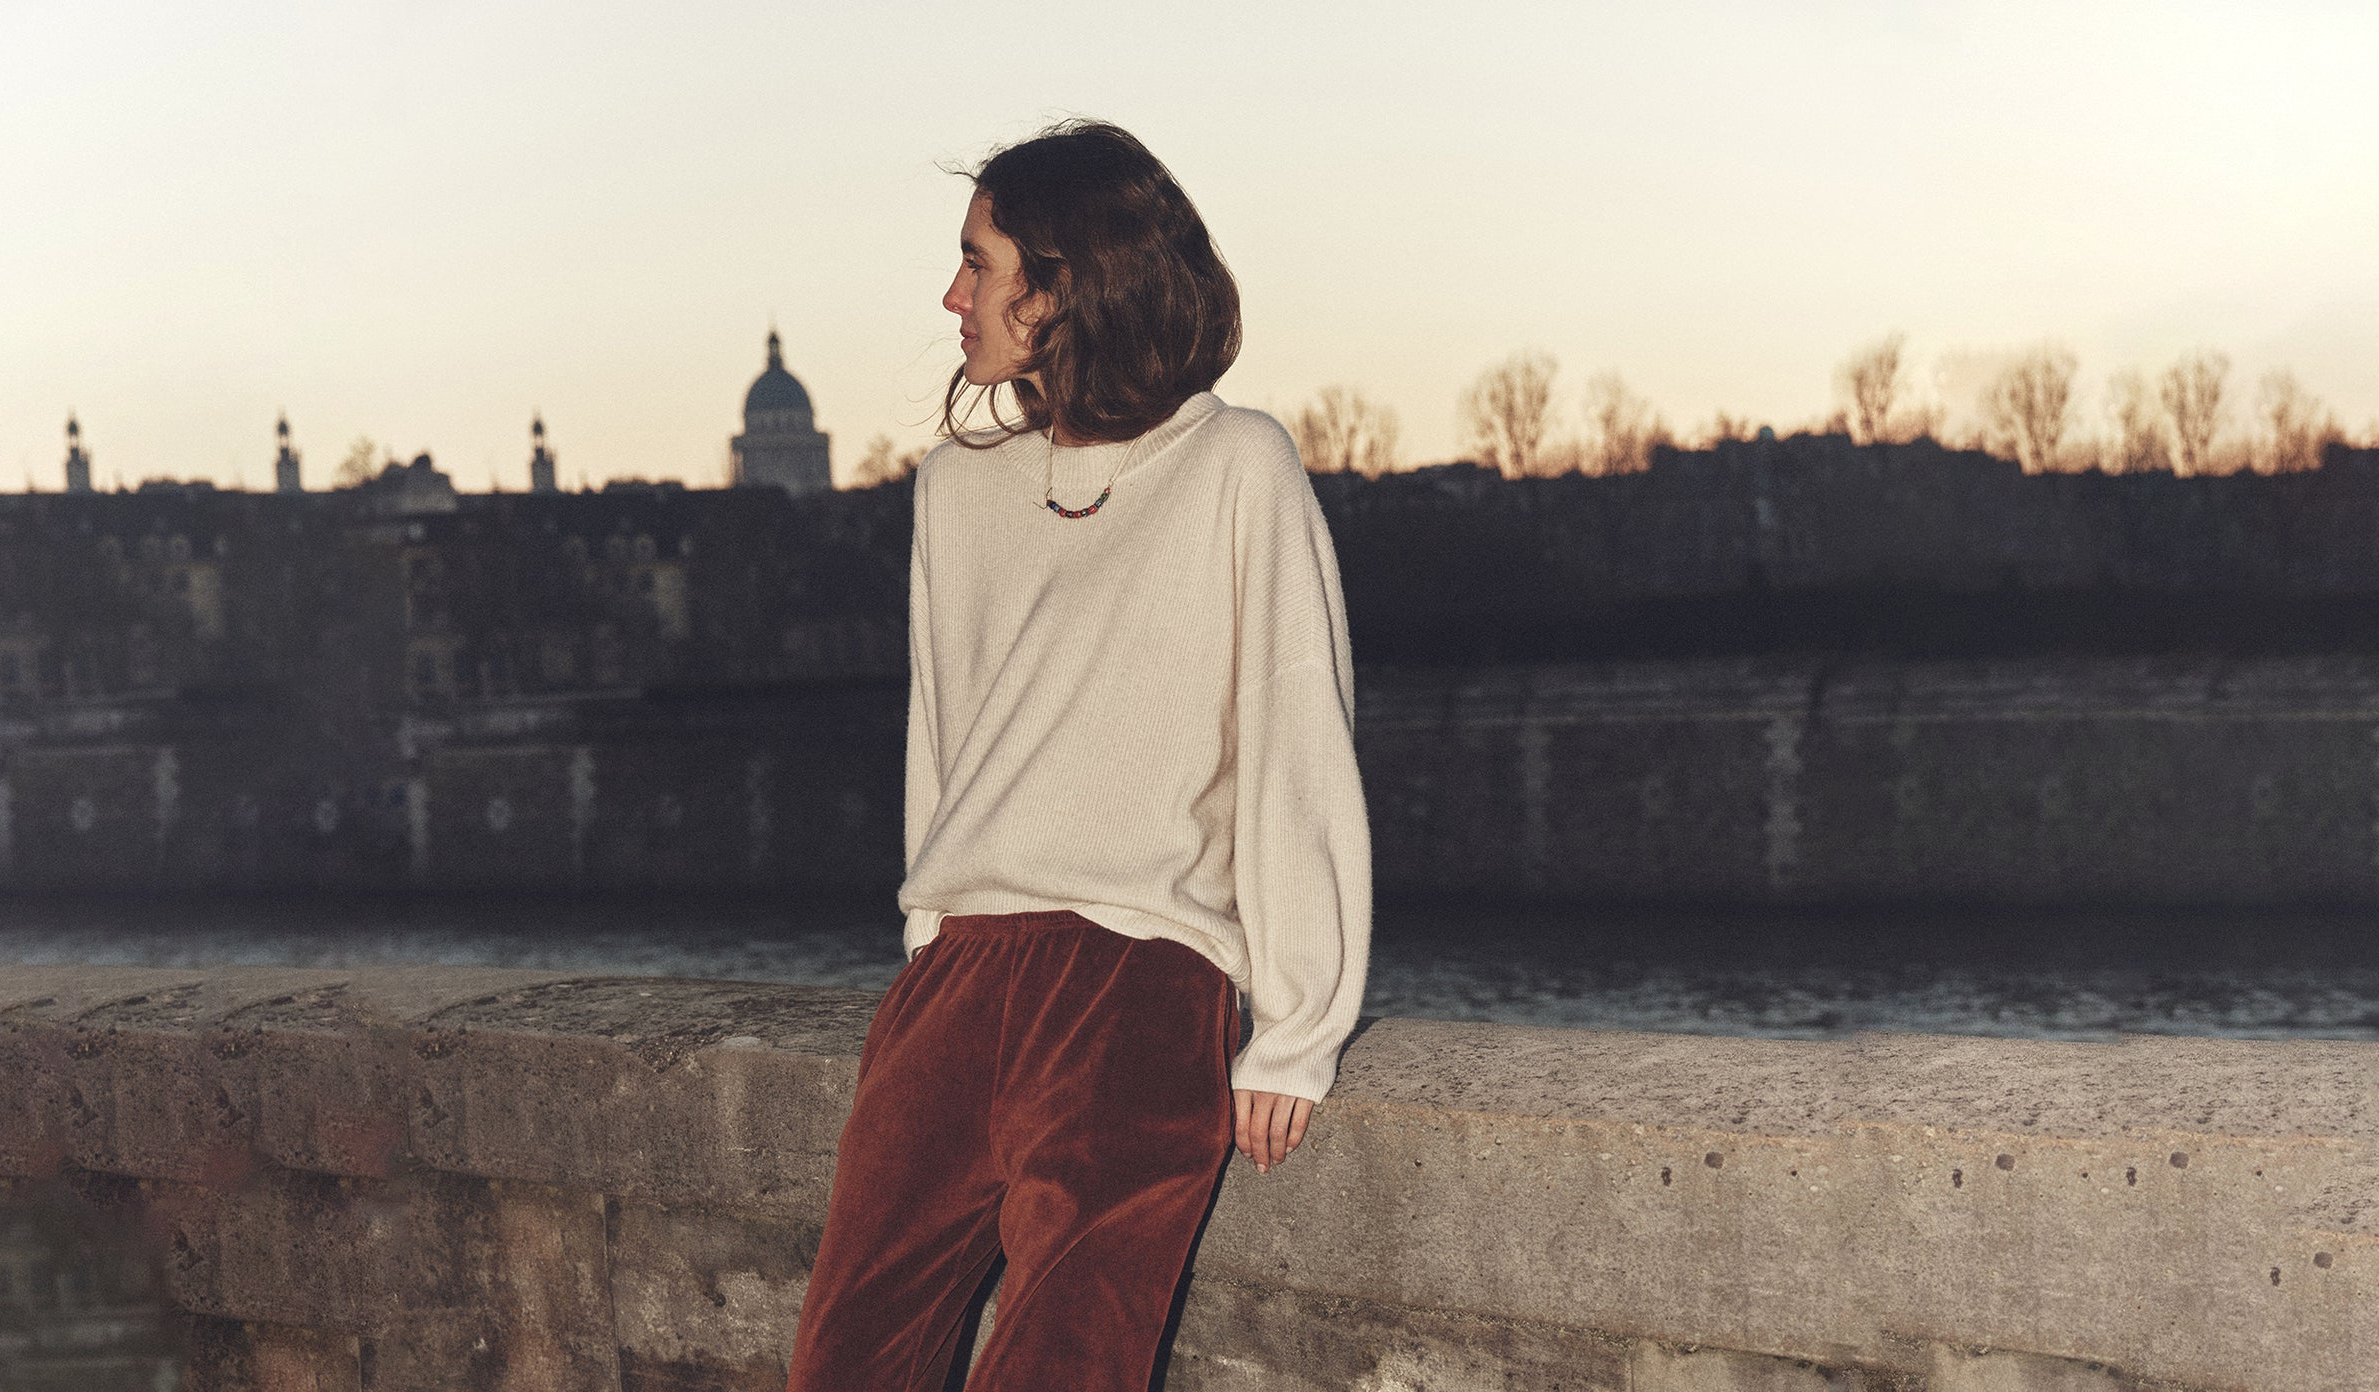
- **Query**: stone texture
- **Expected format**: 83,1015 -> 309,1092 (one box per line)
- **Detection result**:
607,1200 -> 815,1388
1630,1344 -> 1864,1392
160,1167 -> 491,1333
481,1181 -> 622,1392
1163,1274 -> 1629,1391
1187,1015 -> 2379,1390
407,979 -> 866,1215
152,1168 -> 625,1392
246,1325 -> 365,1392
1923,1346 -> 2139,1392
179,1317 -> 364,1392
13,965 -> 2376,1390
0,1013 -> 69,1177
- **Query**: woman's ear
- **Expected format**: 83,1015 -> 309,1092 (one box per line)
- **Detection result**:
1009,286 -> 1059,347
1019,262 -> 1070,329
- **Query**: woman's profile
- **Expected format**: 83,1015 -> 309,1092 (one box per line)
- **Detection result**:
783,118 -> 1371,1392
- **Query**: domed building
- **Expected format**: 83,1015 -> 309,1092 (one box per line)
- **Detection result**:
731,330 -> 832,495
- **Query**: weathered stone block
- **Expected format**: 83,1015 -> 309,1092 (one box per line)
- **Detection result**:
408,980 -> 865,1216
1925,1344 -> 2137,1392
1630,1344 -> 1850,1392
354,1311 -> 508,1392
12,966 -> 2374,1391
608,1201 -> 814,1391
158,1169 -> 493,1333
160,1170 -> 621,1391
63,1021 -> 260,1188
0,1022 -> 69,1177
482,1180 -> 621,1392
1198,1019 -> 2379,1390
250,1326 -> 364,1392
241,1024 -> 416,1180
179,1316 -> 352,1392
617,1349 -> 790,1392
1163,1273 -> 1630,1391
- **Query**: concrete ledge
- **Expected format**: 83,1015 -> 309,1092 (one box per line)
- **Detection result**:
4,965 -> 2372,1390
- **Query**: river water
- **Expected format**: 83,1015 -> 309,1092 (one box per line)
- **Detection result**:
6,892 -> 2379,1040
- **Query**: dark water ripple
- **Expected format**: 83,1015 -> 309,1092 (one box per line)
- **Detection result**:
5,895 -> 2379,1041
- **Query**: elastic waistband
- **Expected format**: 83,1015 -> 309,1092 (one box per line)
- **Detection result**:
937,908 -> 1100,935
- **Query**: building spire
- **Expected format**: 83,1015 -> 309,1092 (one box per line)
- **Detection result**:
529,412 -> 557,493
766,327 -> 783,370
274,412 -> 304,493
64,413 -> 93,493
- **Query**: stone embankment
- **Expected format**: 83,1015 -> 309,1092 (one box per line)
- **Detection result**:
2,965 -> 2370,1390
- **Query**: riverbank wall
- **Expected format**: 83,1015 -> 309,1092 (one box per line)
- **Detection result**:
17,655 -> 2379,906
14,439 -> 2379,907
3,965 -> 2370,1390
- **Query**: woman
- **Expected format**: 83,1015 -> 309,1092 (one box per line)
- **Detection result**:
784,119 -> 1371,1392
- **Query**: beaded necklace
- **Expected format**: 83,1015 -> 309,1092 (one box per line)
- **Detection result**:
1043,427 -> 1143,518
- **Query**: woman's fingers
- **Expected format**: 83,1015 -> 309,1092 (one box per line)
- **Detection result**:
1230,1090 -> 1315,1172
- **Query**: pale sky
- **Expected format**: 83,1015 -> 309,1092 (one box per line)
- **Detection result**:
5,1 -> 2376,492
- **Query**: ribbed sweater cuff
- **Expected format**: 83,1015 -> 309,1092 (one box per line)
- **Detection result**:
1229,1038 -> 1340,1104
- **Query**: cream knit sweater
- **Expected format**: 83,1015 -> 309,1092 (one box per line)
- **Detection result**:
896,390 -> 1372,1102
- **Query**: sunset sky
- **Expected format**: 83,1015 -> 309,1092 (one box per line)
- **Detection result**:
4,1 -> 2375,492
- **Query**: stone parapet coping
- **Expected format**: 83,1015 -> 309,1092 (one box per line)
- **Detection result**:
4,964 -> 2371,1391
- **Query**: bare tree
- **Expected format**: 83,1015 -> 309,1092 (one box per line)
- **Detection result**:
2103,371 -> 2168,473
2256,370 -> 2339,473
1461,350 -> 1558,479
850,434 -> 925,489
1291,386 -> 1401,478
1535,436 -> 1586,477
1982,344 -> 2079,472
1836,333 -> 1909,445
2159,351 -> 2229,476
1580,373 -> 1669,475
333,436 -> 383,489
1698,410 -> 1758,446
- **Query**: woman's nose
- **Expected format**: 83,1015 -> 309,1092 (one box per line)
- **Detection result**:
942,274 -> 968,316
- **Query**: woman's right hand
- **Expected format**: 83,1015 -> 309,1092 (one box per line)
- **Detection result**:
1232,1088 -> 1313,1174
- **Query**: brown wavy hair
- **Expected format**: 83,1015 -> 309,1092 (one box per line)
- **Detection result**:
941,120 -> 1241,447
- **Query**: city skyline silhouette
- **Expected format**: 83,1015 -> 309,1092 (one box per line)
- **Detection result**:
6,1 -> 2375,492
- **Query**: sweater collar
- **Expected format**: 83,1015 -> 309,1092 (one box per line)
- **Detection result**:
1001,390 -> 1227,490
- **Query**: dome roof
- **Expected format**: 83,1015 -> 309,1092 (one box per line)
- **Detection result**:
744,330 -> 814,420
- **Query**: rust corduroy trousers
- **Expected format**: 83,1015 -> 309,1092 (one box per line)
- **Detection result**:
783,908 -> 1239,1392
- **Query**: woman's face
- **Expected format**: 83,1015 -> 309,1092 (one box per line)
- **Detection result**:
944,193 -> 1042,388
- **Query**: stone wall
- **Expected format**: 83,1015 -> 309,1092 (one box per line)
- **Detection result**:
15,442 -> 2379,903
0,681 -> 908,892
21,655 -> 2379,904
3,965 -> 2370,1390
1359,655 -> 2379,905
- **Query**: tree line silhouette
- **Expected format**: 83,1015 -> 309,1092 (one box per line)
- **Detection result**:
844,335 -> 2364,489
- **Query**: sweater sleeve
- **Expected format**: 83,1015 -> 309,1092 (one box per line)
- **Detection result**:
1228,432 -> 1373,1102
902,477 -> 941,880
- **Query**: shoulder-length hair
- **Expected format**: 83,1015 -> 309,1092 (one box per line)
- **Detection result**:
942,120 -> 1241,447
